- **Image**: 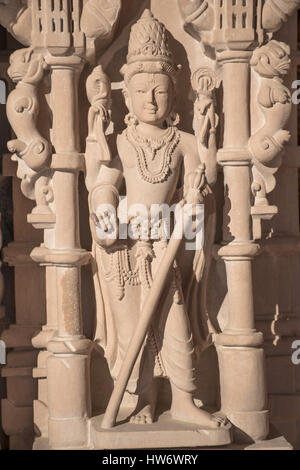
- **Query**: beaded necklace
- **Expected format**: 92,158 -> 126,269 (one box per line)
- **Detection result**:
125,125 -> 180,184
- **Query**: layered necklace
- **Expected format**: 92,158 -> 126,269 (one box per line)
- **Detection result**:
125,125 -> 180,184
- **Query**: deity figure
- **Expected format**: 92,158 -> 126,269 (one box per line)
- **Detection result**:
86,10 -> 225,429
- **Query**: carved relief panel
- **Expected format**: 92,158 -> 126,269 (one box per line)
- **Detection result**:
0,0 -> 299,450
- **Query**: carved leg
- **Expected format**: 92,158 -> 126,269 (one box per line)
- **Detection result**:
156,271 -> 227,429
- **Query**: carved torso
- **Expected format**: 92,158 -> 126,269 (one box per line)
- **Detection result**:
117,127 -> 184,209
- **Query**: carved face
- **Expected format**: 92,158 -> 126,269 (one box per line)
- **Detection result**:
251,41 -> 291,79
125,73 -> 174,125
8,48 -> 32,83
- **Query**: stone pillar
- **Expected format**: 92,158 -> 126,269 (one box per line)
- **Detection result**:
0,0 -> 122,449
216,52 -> 268,442
31,56 -> 92,449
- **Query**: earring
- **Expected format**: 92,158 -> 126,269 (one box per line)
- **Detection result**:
125,113 -> 139,127
166,112 -> 180,127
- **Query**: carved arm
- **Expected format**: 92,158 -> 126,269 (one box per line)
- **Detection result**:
88,166 -> 123,249
192,67 -> 219,186
85,65 -> 112,192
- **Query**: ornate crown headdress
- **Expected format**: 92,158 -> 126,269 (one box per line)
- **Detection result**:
121,10 -> 180,84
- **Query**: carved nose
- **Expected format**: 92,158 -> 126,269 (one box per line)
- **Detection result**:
146,89 -> 155,104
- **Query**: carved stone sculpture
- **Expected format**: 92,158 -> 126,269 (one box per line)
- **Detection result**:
1,0 -> 299,451
178,0 -> 264,50
86,10 -> 226,431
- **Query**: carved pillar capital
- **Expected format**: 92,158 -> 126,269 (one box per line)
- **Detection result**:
178,0 -> 264,51
178,0 -> 300,50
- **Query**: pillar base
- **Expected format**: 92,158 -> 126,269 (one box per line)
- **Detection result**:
245,435 -> 293,450
47,350 -> 92,448
216,344 -> 269,442
48,417 -> 89,449
229,410 -> 269,443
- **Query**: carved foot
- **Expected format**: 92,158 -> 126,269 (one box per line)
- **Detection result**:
130,404 -> 154,425
170,385 -> 227,429
129,379 -> 159,425
171,404 -> 227,429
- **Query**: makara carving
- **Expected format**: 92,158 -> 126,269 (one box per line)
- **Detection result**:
6,47 -> 53,216
250,40 -> 292,239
